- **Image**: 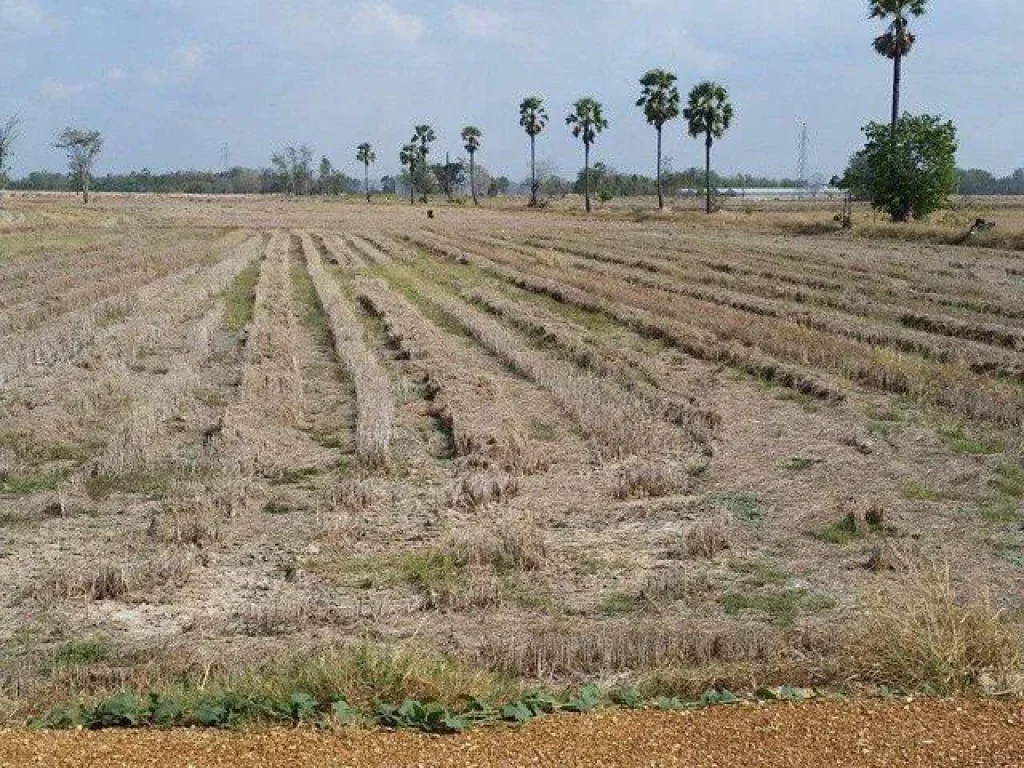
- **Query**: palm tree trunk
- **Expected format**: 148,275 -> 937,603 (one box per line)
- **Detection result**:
409,160 -> 415,205
470,153 -> 478,206
704,134 -> 712,215
656,126 -> 664,210
364,163 -> 370,203
584,142 -> 591,213
530,136 -> 537,206
891,52 -> 902,129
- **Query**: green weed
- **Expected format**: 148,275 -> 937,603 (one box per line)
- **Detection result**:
222,260 -> 261,333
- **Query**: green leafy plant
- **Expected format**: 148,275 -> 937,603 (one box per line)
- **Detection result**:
375,699 -> 467,733
843,113 -> 957,222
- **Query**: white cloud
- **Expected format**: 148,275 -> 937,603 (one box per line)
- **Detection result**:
40,77 -> 97,100
448,4 -> 508,40
142,41 -> 209,85
351,1 -> 425,44
0,0 -> 57,33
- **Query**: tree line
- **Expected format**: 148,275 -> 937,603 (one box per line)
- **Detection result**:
0,1 -> 1012,221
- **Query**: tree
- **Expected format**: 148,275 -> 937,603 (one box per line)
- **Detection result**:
318,155 -> 335,195
54,128 -> 103,204
461,126 -> 482,206
519,96 -> 548,206
565,97 -> 608,213
411,124 -> 436,203
683,82 -> 734,214
270,145 -> 314,195
400,143 -> 419,204
636,69 -> 680,210
488,176 -> 511,197
431,157 -> 465,202
870,0 -> 928,129
842,113 -> 957,222
356,142 -> 376,202
0,115 -> 21,207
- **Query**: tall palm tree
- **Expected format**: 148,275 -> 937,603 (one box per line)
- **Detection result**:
411,124 -> 436,202
400,143 -> 418,205
356,142 -> 375,203
519,96 -> 548,207
565,97 -> 608,213
461,126 -> 482,206
683,82 -> 734,215
636,69 -> 680,210
870,0 -> 928,128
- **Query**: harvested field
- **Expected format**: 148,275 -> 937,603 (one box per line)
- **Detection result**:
1,193 -> 1022,724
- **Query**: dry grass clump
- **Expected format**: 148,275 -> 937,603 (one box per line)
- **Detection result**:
469,619 -> 793,679
315,479 -> 379,547
614,460 -> 691,500
232,596 -> 352,637
301,233 -> 394,466
675,517 -> 733,559
149,482 -> 225,548
451,470 -> 520,510
853,558 -> 1022,693
444,517 -> 548,572
35,551 -> 196,604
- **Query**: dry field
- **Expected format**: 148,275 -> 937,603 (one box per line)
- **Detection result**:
0,193 -> 1022,721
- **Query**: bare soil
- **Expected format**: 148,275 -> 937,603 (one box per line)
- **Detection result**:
3,699 -> 1023,767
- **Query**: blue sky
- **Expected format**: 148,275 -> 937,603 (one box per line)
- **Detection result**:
2,0 -> 1022,181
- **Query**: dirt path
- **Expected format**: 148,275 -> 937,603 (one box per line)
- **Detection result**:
4,700 -> 1022,768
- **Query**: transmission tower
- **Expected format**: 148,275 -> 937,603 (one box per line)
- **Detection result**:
796,123 -> 809,198
221,143 -> 231,172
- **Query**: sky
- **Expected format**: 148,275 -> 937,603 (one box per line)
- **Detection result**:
2,0 -> 1023,182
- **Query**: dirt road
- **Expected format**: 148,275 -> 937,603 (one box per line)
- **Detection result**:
3,699 -> 1022,767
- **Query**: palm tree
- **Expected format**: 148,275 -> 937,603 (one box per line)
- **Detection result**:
565,97 -> 608,213
400,143 -> 419,205
870,0 -> 928,128
461,126 -> 482,206
683,82 -> 734,214
411,124 -> 436,203
636,69 -> 681,210
356,142 -> 376,202
519,96 -> 548,206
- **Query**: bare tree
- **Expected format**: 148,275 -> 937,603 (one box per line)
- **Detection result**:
0,115 -> 21,207
54,127 -> 103,204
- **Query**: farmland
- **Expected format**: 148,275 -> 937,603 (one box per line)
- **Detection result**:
0,193 -> 1022,720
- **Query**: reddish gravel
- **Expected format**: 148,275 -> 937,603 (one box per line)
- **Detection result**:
4,699 -> 1023,767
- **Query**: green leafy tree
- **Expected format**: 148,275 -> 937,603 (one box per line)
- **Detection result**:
683,82 -> 734,214
870,0 -> 928,128
461,126 -> 482,206
356,142 -> 376,202
519,96 -> 548,206
399,143 -> 419,204
565,97 -> 608,213
54,127 -> 103,204
843,113 -> 957,222
431,158 -> 466,202
636,69 -> 680,210
0,114 -> 21,206
411,125 -> 436,202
